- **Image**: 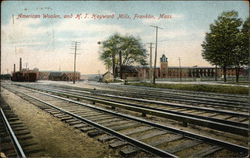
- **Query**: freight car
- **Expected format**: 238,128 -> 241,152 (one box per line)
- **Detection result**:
11,72 -> 37,82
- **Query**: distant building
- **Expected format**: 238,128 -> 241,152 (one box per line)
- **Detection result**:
49,72 -> 64,81
119,54 -> 247,80
38,71 -> 80,81
38,71 -> 50,80
118,65 -> 160,80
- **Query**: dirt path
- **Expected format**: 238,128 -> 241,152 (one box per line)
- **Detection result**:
1,88 -> 120,158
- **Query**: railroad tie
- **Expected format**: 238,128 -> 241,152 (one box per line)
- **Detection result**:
120,145 -> 139,157
109,140 -> 128,148
87,130 -> 104,137
188,145 -> 222,157
98,135 -> 115,142
72,123 -> 88,129
164,140 -> 202,153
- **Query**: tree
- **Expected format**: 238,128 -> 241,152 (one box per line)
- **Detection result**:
232,17 -> 249,82
241,17 -> 249,77
99,33 -> 147,78
201,11 -> 242,82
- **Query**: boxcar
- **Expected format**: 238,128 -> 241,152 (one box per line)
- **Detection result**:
11,72 -> 37,82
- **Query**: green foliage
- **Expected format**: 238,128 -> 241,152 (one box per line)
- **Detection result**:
201,11 -> 243,67
231,17 -> 249,67
99,33 -> 148,70
128,83 -> 248,95
201,11 -> 250,82
241,17 -> 249,65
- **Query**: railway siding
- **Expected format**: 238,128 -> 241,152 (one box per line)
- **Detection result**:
2,83 -> 248,158
0,102 -> 45,157
14,84 -> 249,136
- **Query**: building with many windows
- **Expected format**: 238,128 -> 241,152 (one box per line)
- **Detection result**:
120,54 -> 247,80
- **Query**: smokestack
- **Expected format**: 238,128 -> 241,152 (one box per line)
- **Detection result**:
19,58 -> 22,71
14,64 -> 16,73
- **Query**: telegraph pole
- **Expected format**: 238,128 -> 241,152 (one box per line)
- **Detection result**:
178,57 -> 182,81
150,25 -> 163,84
148,43 -> 154,83
71,41 -> 81,84
119,50 -> 122,79
12,14 -> 14,24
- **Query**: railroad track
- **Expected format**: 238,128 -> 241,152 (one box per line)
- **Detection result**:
28,83 -> 250,113
2,83 -> 248,158
86,82 -> 249,111
88,82 -> 249,100
12,83 -> 249,136
0,100 -> 45,158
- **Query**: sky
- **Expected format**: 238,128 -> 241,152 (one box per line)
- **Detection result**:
1,1 -> 249,74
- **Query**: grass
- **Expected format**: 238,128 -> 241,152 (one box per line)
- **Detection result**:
127,82 -> 249,95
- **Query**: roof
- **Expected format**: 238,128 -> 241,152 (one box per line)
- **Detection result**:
49,72 -> 63,77
40,70 -> 80,73
168,66 -> 215,69
136,65 -> 160,69
121,65 -> 138,73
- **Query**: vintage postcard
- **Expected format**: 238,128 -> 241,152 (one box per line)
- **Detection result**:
1,1 -> 249,158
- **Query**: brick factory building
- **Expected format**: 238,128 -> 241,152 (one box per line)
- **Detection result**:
38,71 -> 80,81
120,54 -> 247,80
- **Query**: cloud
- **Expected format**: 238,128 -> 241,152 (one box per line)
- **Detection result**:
56,18 -> 141,35
1,11 -> 208,74
1,16 -> 143,74
1,17 -> 56,51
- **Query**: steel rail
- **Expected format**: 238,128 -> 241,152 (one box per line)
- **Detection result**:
16,84 -> 249,118
43,85 -> 249,118
53,83 -> 248,102
102,84 -> 248,105
5,85 -> 248,156
134,91 -> 248,106
49,84 -> 249,110
12,84 -> 249,135
108,91 -> 248,110
49,84 -> 248,104
9,89 -> 178,158
35,88 -> 249,136
26,86 -> 248,128
0,108 -> 26,158
89,82 -> 249,99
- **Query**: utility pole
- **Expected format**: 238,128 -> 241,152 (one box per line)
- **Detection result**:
148,43 -> 154,83
215,65 -> 218,81
19,58 -> 22,71
119,50 -> 122,79
14,64 -> 16,73
150,25 -> 163,84
12,14 -> 14,24
178,57 -> 182,81
71,41 -> 81,84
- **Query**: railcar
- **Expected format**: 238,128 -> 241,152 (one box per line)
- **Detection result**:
11,72 -> 37,82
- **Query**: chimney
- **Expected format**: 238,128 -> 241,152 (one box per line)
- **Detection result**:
19,58 -> 22,71
14,64 -> 16,73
